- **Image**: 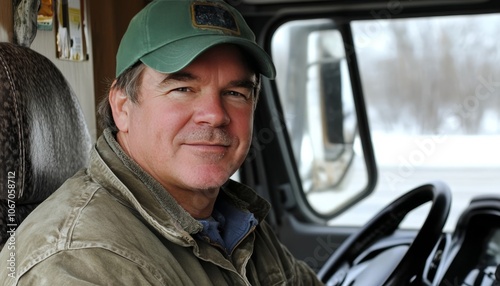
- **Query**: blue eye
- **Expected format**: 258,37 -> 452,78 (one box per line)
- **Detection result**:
226,91 -> 252,100
228,91 -> 243,97
175,87 -> 190,92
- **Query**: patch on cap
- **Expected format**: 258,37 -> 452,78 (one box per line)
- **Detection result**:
191,2 -> 240,35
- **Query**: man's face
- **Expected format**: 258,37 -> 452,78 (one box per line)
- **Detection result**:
114,45 -> 257,194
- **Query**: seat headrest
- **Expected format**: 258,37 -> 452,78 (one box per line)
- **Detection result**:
0,42 -> 91,246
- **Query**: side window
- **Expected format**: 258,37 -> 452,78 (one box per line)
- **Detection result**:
272,14 -> 500,229
271,20 -> 370,216
349,14 -> 500,230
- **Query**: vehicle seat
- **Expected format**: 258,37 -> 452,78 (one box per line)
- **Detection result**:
0,42 -> 91,249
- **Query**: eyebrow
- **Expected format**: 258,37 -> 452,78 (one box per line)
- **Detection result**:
159,71 -> 257,90
228,79 -> 258,91
160,71 -> 198,85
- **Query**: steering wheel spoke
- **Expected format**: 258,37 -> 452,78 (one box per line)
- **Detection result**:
318,181 -> 452,286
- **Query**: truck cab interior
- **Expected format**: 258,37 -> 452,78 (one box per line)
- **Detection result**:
1,0 -> 500,285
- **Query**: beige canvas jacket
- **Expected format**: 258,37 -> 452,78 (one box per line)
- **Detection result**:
0,130 -> 323,285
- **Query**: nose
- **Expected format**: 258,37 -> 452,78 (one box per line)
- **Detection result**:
193,92 -> 230,127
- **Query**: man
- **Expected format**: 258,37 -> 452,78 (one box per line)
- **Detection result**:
0,0 -> 324,285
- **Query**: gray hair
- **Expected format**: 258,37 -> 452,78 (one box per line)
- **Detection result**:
97,63 -> 146,132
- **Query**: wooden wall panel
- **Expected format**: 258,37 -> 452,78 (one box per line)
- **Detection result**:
0,0 -> 13,42
87,0 -> 148,136
1,0 -> 149,138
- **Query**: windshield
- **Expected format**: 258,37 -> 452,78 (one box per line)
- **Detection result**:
272,13 -> 500,231
346,14 -> 500,231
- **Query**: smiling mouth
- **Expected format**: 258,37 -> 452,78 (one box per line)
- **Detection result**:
186,143 -> 229,150
183,144 -> 229,161
184,141 -> 231,151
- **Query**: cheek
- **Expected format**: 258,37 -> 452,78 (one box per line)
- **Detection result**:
230,109 -> 254,147
127,105 -> 165,145
130,101 -> 177,128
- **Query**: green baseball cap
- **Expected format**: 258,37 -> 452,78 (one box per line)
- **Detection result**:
116,0 -> 276,79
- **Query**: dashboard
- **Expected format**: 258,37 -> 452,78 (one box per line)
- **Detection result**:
323,195 -> 500,286
430,196 -> 500,286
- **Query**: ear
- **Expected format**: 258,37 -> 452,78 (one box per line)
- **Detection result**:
109,81 -> 132,132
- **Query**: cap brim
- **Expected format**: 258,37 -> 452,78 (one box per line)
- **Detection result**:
140,35 -> 276,79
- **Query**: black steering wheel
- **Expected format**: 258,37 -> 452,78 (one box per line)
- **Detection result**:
317,181 -> 452,286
